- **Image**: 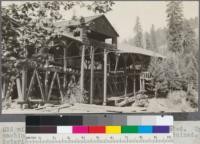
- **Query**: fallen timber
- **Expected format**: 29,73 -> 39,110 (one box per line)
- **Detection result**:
107,93 -> 136,107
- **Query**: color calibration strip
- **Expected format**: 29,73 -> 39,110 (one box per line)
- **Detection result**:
26,125 -> 170,134
26,115 -> 173,126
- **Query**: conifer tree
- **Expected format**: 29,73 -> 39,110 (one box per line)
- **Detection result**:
134,16 -> 143,48
145,32 -> 152,50
150,24 -> 157,51
182,20 -> 197,55
166,1 -> 184,54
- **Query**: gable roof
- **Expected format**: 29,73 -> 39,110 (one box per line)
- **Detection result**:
56,15 -> 102,27
55,14 -> 119,37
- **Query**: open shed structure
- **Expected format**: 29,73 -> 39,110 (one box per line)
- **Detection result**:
2,14 -> 164,107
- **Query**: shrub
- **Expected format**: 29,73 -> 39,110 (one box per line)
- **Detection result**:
186,89 -> 198,108
63,76 -> 88,104
167,90 -> 186,105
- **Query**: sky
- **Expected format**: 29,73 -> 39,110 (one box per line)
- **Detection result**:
2,1 -> 199,42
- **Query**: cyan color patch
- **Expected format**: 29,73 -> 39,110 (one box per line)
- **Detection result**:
138,126 -> 153,133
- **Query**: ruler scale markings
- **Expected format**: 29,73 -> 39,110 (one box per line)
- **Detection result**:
26,134 -> 173,144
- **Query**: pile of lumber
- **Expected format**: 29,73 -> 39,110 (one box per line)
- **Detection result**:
107,93 -> 136,107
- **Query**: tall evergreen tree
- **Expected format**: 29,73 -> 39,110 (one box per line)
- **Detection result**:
166,1 -> 184,54
150,24 -> 157,51
182,20 -> 197,55
145,32 -> 152,50
182,20 -> 198,85
134,16 -> 143,48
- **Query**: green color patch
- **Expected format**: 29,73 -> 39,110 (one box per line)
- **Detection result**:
121,126 -> 138,133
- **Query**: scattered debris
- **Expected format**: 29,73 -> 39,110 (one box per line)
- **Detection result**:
132,90 -> 149,107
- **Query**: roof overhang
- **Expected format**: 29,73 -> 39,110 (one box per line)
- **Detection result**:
117,43 -> 166,58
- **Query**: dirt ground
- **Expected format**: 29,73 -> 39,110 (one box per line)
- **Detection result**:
2,97 -> 197,114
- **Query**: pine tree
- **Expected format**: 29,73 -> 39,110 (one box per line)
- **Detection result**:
166,1 -> 184,54
182,20 -> 197,55
134,16 -> 143,48
150,24 -> 157,52
145,32 -> 152,50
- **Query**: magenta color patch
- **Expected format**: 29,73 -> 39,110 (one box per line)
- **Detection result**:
72,126 -> 89,133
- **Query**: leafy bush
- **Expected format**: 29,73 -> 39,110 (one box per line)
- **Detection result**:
63,76 -> 88,104
167,90 -> 186,105
148,52 -> 198,98
186,89 -> 198,108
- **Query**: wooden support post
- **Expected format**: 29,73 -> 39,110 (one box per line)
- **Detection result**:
80,45 -> 85,95
21,67 -> 27,102
20,46 -> 28,104
133,70 -> 136,95
140,77 -> 141,90
103,49 -> 108,106
44,59 -> 49,101
63,47 -> 67,89
36,70 -> 45,101
114,54 -> 119,72
44,71 -> 49,101
16,78 -> 22,100
124,76 -> 128,96
90,46 -> 94,104
56,73 -> 64,102
123,55 -> 128,96
63,41 -> 73,90
112,37 -> 117,46
139,75 -> 145,91
143,79 -> 145,90
47,72 -> 57,101
27,69 -> 36,98
130,54 -> 136,95
2,80 -> 6,99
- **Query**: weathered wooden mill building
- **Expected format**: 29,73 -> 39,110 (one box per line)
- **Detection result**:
2,14 -> 164,107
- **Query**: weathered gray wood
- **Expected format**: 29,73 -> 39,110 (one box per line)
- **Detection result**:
123,55 -> 128,96
47,72 -> 57,101
124,76 -> 128,96
56,73 -> 64,102
21,46 -> 28,103
16,78 -> 22,100
103,49 -> 108,106
2,80 -> 6,99
90,46 -> 94,104
44,71 -> 49,101
63,41 -> 73,89
63,47 -> 67,89
116,96 -> 135,107
140,76 -> 142,91
114,54 -> 119,72
80,45 -> 85,95
130,54 -> 136,95
22,67 -> 27,102
88,38 -> 117,50
27,70 -> 36,98
112,37 -> 117,46
133,71 -> 136,95
35,70 -> 45,101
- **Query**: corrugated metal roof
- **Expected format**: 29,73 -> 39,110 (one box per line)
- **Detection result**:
117,43 -> 165,58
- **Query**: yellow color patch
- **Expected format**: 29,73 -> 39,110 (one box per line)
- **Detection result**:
106,126 -> 121,134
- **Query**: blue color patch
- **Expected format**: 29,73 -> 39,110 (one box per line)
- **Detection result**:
138,126 -> 153,133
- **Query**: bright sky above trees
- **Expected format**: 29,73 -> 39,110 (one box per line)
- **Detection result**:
2,1 -> 198,42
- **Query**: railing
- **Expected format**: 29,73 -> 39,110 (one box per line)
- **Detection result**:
140,71 -> 152,80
